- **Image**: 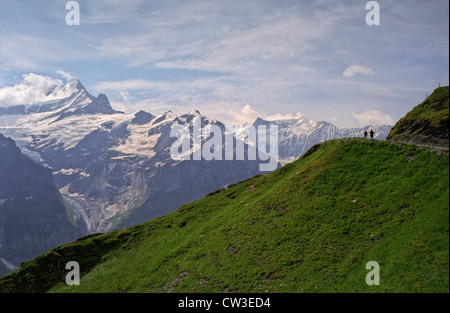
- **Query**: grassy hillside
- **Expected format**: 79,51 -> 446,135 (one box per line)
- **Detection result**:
387,86 -> 449,147
0,138 -> 448,293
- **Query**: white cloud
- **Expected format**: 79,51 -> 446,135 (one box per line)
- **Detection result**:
352,110 -> 394,126
119,90 -> 130,103
343,64 -> 374,78
57,70 -> 75,81
198,103 -> 307,126
0,73 -> 67,107
233,105 -> 260,124
92,79 -> 172,92
90,75 -> 312,125
265,112 -> 307,121
109,101 -> 128,113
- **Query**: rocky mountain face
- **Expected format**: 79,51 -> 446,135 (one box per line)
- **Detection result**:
0,78 -> 392,235
0,134 -> 82,276
387,86 -> 449,147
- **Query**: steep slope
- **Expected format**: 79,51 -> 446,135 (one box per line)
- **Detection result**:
0,134 -> 82,276
387,86 -> 449,147
1,138 -> 447,292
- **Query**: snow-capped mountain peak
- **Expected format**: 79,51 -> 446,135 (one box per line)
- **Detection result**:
65,78 -> 85,91
131,110 -> 154,125
43,78 -> 85,100
187,109 -> 201,116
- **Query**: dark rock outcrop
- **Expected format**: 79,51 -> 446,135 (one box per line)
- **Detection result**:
0,134 -> 82,276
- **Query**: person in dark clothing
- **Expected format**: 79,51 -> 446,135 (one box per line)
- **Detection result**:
370,129 -> 375,139
364,130 -> 368,138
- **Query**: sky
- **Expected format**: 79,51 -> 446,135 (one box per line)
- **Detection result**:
0,0 -> 448,127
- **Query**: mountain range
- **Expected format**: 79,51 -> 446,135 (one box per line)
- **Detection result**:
0,78 -> 392,275
0,78 -> 391,233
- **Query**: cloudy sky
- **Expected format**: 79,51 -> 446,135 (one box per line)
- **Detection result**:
0,0 -> 448,127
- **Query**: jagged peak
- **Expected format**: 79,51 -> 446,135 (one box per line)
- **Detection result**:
94,93 -> 109,103
134,109 -> 151,116
251,113 -> 313,126
131,110 -> 154,125
162,110 -> 176,119
64,78 -> 85,91
66,78 -> 86,90
40,79 -> 85,102
188,109 -> 201,116
84,93 -> 117,114
253,117 -> 267,124
151,110 -> 176,125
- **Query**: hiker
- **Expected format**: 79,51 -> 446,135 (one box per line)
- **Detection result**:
363,130 -> 368,138
370,129 -> 375,139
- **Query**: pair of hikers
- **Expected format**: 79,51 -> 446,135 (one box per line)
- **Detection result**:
363,129 -> 375,139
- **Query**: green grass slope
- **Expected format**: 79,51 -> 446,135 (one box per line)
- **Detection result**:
387,86 -> 449,147
0,139 -> 448,293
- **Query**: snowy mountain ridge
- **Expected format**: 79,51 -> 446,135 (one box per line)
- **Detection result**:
0,78 -> 392,233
